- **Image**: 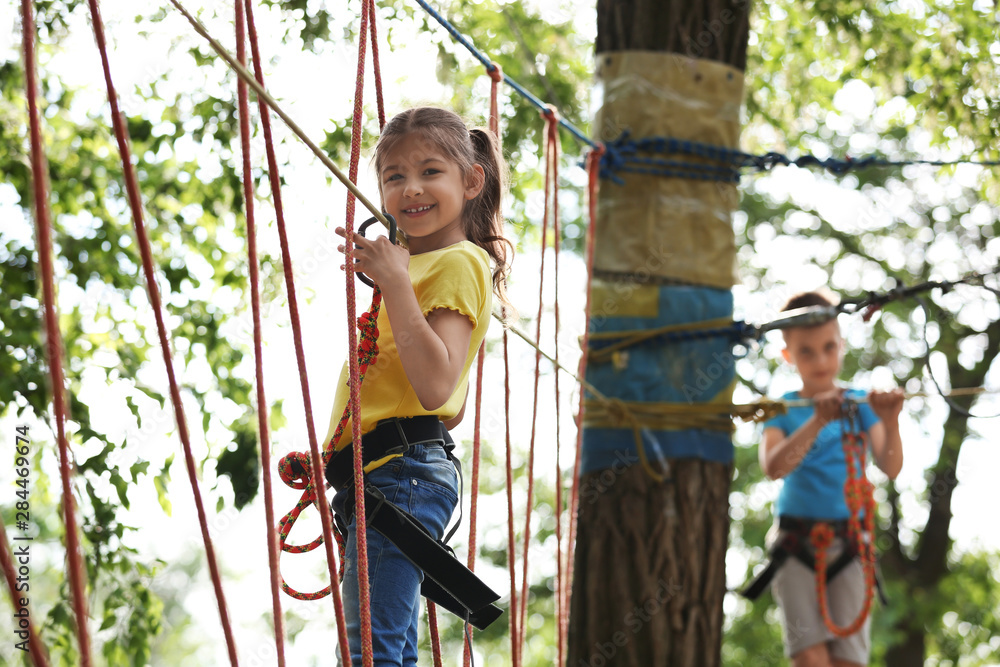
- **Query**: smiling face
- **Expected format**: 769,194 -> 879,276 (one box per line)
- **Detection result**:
378,133 -> 484,254
782,319 -> 844,396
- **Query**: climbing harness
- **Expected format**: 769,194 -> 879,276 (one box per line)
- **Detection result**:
741,399 -> 882,638
277,213 -> 504,628
325,416 -> 503,630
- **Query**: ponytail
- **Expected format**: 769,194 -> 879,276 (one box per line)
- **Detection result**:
467,127 -> 514,317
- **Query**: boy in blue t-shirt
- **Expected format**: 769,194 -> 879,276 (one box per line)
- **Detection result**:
759,291 -> 903,667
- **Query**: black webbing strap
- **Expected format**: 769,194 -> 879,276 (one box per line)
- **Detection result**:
741,525 -> 887,605
361,484 -> 503,630
740,547 -> 791,600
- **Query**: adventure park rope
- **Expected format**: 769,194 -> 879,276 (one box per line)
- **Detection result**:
235,0 -> 285,667
236,0 -> 289,662
15,3 -> 90,664
811,403 -> 878,637
18,0 -> 999,664
271,6 -> 388,667
84,0 -> 240,663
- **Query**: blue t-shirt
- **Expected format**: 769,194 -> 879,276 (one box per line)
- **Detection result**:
763,388 -> 880,520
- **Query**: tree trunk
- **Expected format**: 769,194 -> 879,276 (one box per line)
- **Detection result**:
568,2 -> 750,665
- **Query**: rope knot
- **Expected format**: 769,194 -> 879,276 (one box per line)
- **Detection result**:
278,451 -> 313,490
605,398 -> 632,427
810,523 -> 835,552
487,61 -> 503,83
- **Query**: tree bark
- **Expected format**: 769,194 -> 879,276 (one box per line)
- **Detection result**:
568,2 -> 750,666
570,462 -> 731,666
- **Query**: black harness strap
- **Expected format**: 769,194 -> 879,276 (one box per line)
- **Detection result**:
741,517 -> 887,606
327,416 -> 503,630
360,484 -> 502,630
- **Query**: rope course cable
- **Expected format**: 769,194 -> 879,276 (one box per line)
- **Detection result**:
544,106 -> 569,667
19,2 -> 92,664
502,318 -> 520,667
585,268 -> 1000,360
599,129 -> 1000,184
412,0 -> 594,148
234,0 -> 285,667
413,1 -> 999,186
515,107 -> 554,662
268,8 -> 388,667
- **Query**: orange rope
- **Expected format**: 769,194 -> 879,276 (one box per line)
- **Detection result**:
20,3 -> 92,663
516,108 -> 557,657
270,11 -> 388,658
810,416 -> 878,637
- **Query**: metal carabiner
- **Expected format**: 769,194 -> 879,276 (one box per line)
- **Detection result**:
354,213 -> 398,288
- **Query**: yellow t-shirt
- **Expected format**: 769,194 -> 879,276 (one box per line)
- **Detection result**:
323,240 -> 493,470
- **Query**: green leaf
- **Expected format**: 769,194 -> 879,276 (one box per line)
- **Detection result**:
129,460 -> 150,482
126,395 -> 142,429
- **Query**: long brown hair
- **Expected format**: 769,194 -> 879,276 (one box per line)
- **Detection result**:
373,106 -> 514,314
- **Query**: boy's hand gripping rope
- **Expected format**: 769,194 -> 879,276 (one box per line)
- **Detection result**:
275,216 -> 393,600
810,400 -> 878,638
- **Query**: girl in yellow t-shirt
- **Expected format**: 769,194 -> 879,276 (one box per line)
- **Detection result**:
329,106 -> 511,665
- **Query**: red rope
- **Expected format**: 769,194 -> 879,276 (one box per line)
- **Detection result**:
564,144 -> 604,645
274,299 -> 380,562
242,3 -> 348,653
367,0 -> 386,128
241,7 -> 348,663
516,107 -> 559,655
503,324 -> 520,667
270,21 -> 389,667
543,107 -> 567,667
427,601 -> 444,666
20,3 -> 91,664
1,527 -> 50,666
83,1 -> 240,663
234,2 -> 286,664
463,62 -> 503,667
810,423 -> 878,637
345,1 -> 376,662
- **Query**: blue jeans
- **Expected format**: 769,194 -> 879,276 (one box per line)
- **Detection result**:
332,443 -> 459,667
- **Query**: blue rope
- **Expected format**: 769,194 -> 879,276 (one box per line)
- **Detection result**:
413,0 -> 595,147
413,1 -> 999,184
601,131 -> 1000,184
588,321 -> 757,354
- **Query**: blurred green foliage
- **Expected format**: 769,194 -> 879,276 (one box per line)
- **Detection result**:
1,0 -> 998,664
